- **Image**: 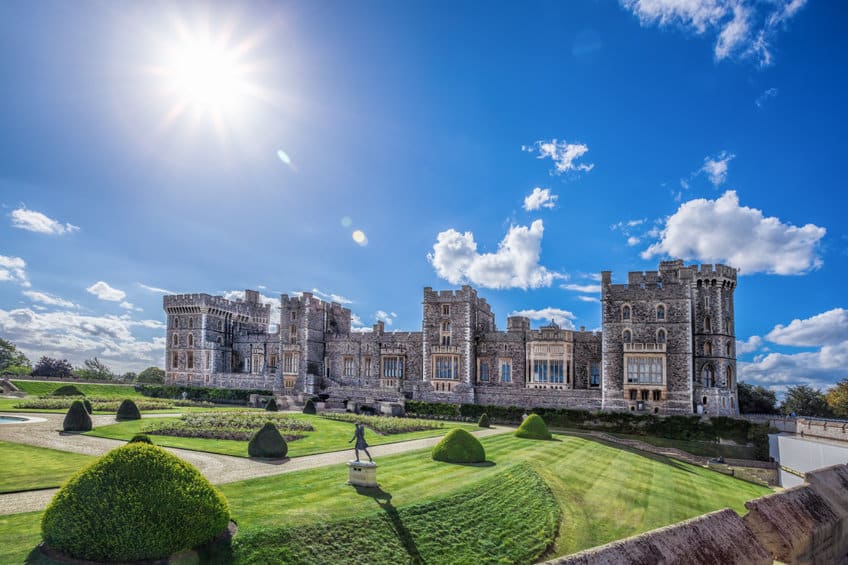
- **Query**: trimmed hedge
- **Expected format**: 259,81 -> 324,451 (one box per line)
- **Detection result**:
41,443 -> 230,562
265,397 -> 279,412
516,414 -> 552,440
129,434 -> 153,444
63,400 -> 92,432
303,399 -> 317,415
116,399 -> 141,421
248,422 -> 288,459
82,399 -> 93,414
51,385 -> 84,397
432,429 -> 486,464
478,413 -> 490,428
137,384 -> 272,404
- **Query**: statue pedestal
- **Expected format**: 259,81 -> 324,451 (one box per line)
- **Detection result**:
347,460 -> 378,487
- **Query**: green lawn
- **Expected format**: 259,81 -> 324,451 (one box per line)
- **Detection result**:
10,380 -> 141,398
0,433 -> 772,563
85,413 -> 480,458
608,432 -> 757,459
0,442 -> 94,493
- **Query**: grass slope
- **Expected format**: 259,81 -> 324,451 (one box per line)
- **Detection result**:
0,441 -> 95,493
11,381 -> 141,398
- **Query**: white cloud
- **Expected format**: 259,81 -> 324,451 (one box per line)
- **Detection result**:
561,283 -> 602,293
577,296 -> 600,303
642,191 -> 825,275
701,151 -> 735,186
620,0 -> 808,66
310,288 -> 353,305
766,308 -> 848,347
755,87 -> 778,108
522,139 -> 594,174
10,207 -> 79,235
0,254 -> 30,287
428,220 -> 564,290
736,335 -> 763,354
523,188 -> 558,211
86,281 -> 127,302
22,290 -> 77,308
375,310 -> 396,326
137,283 -> 174,294
509,307 -> 576,329
627,236 -> 641,246
120,301 -> 143,312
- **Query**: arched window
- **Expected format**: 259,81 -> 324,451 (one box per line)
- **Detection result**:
725,317 -> 731,334
188,334 -> 194,347
702,364 -> 715,387
172,334 -> 178,346
656,305 -> 665,320
725,342 -> 732,356
217,336 -> 223,346
657,328 -> 666,344
622,305 -> 631,321
704,341 -> 712,355
704,316 -> 712,333
726,366 -> 733,389
217,320 -> 223,331
623,329 -> 632,343
172,318 -> 178,328
189,318 -> 194,329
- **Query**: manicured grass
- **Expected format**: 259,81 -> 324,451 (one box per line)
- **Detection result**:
0,441 -> 95,493
0,512 -> 43,564
0,433 -> 772,563
11,380 -> 141,398
85,413 -> 480,458
609,432 -> 757,459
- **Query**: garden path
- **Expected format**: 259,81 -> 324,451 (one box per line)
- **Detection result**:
0,412 -> 509,515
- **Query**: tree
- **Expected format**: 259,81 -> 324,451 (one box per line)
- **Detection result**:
781,385 -> 832,418
32,356 -> 74,378
737,382 -> 779,414
136,366 -> 165,384
826,379 -> 848,419
0,338 -> 30,372
120,372 -> 137,382
74,357 -> 115,381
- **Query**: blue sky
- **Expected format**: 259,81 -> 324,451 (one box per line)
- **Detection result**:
0,1 -> 845,393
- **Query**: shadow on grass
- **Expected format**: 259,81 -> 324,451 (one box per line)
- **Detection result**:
247,456 -> 291,465
354,485 -> 422,565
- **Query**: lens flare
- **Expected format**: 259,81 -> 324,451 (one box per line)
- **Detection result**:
352,230 -> 368,246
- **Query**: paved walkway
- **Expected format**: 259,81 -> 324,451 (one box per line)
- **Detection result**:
0,412 -> 510,515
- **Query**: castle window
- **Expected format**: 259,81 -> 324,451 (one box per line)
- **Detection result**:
623,329 -> 632,343
704,316 -> 712,333
725,342 -> 732,356
205,351 -> 211,370
549,360 -> 564,384
217,336 -> 223,346
188,334 -> 194,347
441,304 -> 450,316
656,305 -> 665,320
364,357 -> 372,377
479,361 -> 489,382
189,318 -> 194,329
383,356 -> 404,379
629,389 -> 637,401
269,354 -> 278,370
532,359 -> 548,382
432,355 -> 457,380
187,351 -> 194,369
626,356 -> 663,385
172,352 -> 179,368
704,296 -> 710,309
283,352 -> 298,374
652,390 -> 661,401
500,359 -> 512,383
291,311 -> 297,321
657,329 -> 666,344
726,366 -> 733,389
173,334 -> 179,346
590,363 -> 600,387
702,364 -> 715,387
641,389 -> 649,401
343,356 -> 355,377
622,305 -> 631,321
440,321 -> 451,346
704,341 -> 712,355
172,318 -> 178,328
217,320 -> 223,331
725,317 -> 731,334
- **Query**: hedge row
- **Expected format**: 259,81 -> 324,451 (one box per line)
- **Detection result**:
136,385 -> 272,403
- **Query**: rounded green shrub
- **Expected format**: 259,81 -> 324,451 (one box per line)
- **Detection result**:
303,398 -> 317,415
116,398 -> 141,421
63,400 -> 92,432
265,397 -> 279,412
478,413 -> 490,428
129,434 -> 152,444
51,385 -> 84,397
248,422 -> 288,459
515,414 -> 552,440
82,399 -> 93,414
432,428 -> 486,463
41,443 -> 230,562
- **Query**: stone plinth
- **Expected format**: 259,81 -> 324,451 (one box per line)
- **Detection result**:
347,460 -> 377,487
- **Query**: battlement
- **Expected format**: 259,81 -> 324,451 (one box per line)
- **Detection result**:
164,292 -> 270,318
423,285 -> 492,314
603,260 -> 736,292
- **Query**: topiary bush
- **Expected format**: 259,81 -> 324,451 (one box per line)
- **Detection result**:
63,400 -> 92,432
265,397 -> 279,412
129,434 -> 152,444
248,422 -> 288,459
41,443 -> 230,562
478,413 -> 490,428
51,385 -> 84,397
82,399 -> 93,414
515,414 -> 552,440
303,398 -> 316,415
432,428 -> 486,464
116,398 -> 141,421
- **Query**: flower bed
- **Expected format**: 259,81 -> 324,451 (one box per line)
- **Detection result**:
144,412 -> 314,442
320,413 -> 445,435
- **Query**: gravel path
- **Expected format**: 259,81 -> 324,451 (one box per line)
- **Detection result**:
0,412 -> 510,515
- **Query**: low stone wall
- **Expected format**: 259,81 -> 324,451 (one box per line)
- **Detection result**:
474,387 -> 603,411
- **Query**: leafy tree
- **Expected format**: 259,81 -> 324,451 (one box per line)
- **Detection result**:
826,379 -> 848,419
120,372 -> 137,382
74,357 -> 115,381
2,365 -> 31,376
32,356 -> 74,378
136,366 -> 165,384
0,338 -> 30,372
781,385 -> 832,418
737,382 -> 779,414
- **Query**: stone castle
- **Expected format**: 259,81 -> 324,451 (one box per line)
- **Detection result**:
163,259 -> 739,416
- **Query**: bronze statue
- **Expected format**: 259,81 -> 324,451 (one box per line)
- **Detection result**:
349,422 -> 373,462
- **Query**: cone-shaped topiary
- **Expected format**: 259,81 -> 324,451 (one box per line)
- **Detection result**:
265,397 -> 279,412
129,434 -> 152,444
116,398 -> 141,421
515,414 -> 552,440
63,400 -> 92,432
432,428 -> 486,464
41,443 -> 230,562
478,413 -> 490,428
248,422 -> 288,458
303,398 -> 316,415
52,385 -> 84,397
82,399 -> 93,414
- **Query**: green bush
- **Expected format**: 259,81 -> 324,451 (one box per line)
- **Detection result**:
41,443 -> 230,562
478,413 -> 490,428
248,422 -> 288,459
83,399 -> 93,414
51,385 -> 84,397
406,400 -> 460,418
136,384 -> 272,403
432,428 -> 486,463
265,397 -> 279,412
129,434 -> 153,444
116,399 -> 141,421
303,399 -> 316,415
515,414 -> 552,440
63,400 -> 92,432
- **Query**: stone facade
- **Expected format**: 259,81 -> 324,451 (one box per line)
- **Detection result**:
163,260 -> 738,415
